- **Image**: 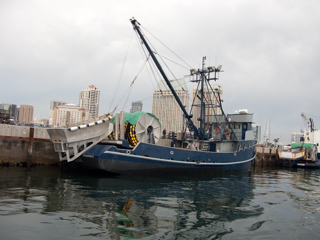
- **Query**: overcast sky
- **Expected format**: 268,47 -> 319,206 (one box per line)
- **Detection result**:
1,0 -> 320,144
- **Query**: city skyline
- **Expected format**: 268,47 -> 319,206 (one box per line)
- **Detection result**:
18,105 -> 33,125
1,81 -> 211,121
52,103 -> 87,127
79,85 -> 100,120
1,0 -> 320,144
130,101 -> 143,113
49,100 -> 67,125
152,79 -> 189,133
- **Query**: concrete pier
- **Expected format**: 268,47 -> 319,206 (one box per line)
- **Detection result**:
254,146 -> 281,166
0,124 -> 59,166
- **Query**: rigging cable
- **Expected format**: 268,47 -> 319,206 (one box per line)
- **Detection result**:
140,25 -> 191,94
133,28 -> 173,97
120,95 -> 153,111
133,30 -> 163,90
109,31 -> 134,113
121,56 -> 150,112
142,25 -> 193,69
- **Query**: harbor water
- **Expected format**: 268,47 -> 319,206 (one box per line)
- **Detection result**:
1,166 -> 320,239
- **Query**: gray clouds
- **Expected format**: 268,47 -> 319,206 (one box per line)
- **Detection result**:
1,0 -> 320,143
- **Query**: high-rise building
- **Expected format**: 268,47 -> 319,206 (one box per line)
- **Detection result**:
0,103 -> 17,121
191,84 -> 223,129
130,101 -> 143,113
19,105 -> 34,124
49,100 -> 67,126
152,79 -> 189,133
79,85 -> 100,120
52,104 -> 87,127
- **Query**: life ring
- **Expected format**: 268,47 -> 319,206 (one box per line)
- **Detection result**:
215,128 -> 219,134
225,129 -> 230,136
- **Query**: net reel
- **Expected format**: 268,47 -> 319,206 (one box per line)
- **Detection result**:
109,112 -> 161,146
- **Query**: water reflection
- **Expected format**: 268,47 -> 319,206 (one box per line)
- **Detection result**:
250,167 -> 320,239
0,167 -> 262,239
285,168 -> 320,228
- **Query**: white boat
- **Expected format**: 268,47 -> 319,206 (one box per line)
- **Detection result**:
279,143 -> 318,168
279,146 -> 305,167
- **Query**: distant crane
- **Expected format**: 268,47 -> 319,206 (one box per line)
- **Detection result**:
301,112 -> 314,132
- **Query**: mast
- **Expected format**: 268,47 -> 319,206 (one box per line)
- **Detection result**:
130,18 -> 199,138
199,57 -> 206,139
190,58 -> 237,141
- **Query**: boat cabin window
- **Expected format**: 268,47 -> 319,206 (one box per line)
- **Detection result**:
243,143 -> 246,150
237,144 -> 242,152
233,124 -> 240,129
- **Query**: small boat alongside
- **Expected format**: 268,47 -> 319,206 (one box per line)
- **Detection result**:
279,143 -> 319,168
279,145 -> 305,167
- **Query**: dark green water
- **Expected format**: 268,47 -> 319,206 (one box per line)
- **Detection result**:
0,166 -> 320,239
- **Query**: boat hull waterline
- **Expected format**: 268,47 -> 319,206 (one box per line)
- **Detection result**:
279,150 -> 305,167
80,141 -> 255,175
280,159 -> 320,168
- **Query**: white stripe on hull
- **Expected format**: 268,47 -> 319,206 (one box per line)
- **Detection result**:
98,151 -> 255,165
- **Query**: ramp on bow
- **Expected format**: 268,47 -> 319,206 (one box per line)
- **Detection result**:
47,115 -> 113,162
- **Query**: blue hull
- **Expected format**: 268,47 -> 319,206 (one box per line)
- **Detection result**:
296,161 -> 320,168
280,159 -> 320,168
80,141 -> 255,175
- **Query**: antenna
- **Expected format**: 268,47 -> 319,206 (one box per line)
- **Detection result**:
263,118 -> 270,145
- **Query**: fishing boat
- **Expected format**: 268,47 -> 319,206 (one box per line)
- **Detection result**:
48,18 -> 256,175
279,113 -> 320,168
79,18 -> 256,175
279,143 -> 319,168
279,145 -> 306,167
